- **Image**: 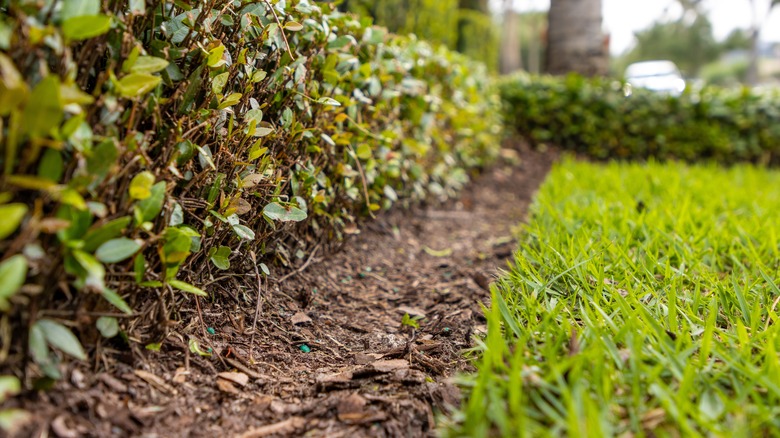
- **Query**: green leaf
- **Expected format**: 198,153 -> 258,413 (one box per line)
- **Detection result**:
38,149 -> 64,183
145,342 -> 161,351
218,92 -> 242,109
82,216 -> 132,252
101,288 -> 132,314
62,15 -> 112,41
95,238 -> 141,263
168,279 -> 208,297
61,0 -> 100,20
327,35 -> 355,50
134,181 -> 165,223
0,376 -> 20,402
72,250 -> 106,291
232,224 -> 255,240
0,255 -> 28,312
188,338 -> 211,357
129,171 -> 155,200
0,204 -> 27,240
86,139 -> 118,178
28,324 -> 55,377
130,56 -> 169,74
284,21 -> 304,31
316,96 -> 341,107
133,253 -> 145,284
263,202 -> 307,222
96,316 -> 119,338
211,72 -> 229,95
210,246 -> 231,270
116,73 -> 162,98
0,409 -> 31,433
207,45 -> 226,68
161,227 -> 192,267
21,75 -> 63,138
35,319 -> 87,361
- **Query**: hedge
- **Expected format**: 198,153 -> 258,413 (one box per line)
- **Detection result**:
499,74 -> 780,164
0,0 -> 501,391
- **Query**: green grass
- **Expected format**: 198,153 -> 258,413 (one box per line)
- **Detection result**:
448,159 -> 780,437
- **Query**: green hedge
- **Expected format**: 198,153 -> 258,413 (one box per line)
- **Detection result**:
0,0 -> 500,383
499,74 -> 780,164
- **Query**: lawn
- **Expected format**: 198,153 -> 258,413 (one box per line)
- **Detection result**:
450,159 -> 780,437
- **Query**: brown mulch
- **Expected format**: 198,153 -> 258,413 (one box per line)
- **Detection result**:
10,143 -> 555,438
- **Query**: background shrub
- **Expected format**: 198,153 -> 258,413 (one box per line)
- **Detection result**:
499,73 -> 780,164
0,0 -> 501,380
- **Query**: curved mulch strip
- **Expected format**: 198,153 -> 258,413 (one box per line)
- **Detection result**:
13,143 -> 555,438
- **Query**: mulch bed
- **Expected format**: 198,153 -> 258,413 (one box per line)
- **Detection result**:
10,142 -> 555,438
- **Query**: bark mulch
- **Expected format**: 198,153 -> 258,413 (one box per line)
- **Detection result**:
11,142 -> 555,437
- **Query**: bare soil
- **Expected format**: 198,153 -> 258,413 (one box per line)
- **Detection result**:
11,143 -> 555,438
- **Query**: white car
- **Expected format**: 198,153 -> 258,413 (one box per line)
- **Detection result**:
624,60 -> 686,96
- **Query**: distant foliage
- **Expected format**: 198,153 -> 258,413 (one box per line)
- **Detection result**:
0,0 -> 500,381
344,0 -> 498,70
500,74 -> 780,164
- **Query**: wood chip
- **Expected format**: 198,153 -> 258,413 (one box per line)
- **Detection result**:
133,370 -> 177,395
291,311 -> 312,325
396,306 -> 426,318
218,371 -> 249,387
98,373 -> 127,393
370,359 -> 408,373
236,416 -> 306,438
316,370 -> 354,384
172,367 -> 188,384
337,393 -> 368,422
217,379 -> 239,394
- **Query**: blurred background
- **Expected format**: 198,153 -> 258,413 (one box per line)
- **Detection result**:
338,0 -> 780,87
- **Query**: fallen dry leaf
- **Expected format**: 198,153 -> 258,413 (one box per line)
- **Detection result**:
236,416 -> 306,437
337,393 -> 368,422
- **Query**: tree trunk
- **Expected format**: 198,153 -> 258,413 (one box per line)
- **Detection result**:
545,0 -> 607,76
500,8 -> 522,74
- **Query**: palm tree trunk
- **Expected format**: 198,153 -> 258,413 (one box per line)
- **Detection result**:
545,0 -> 607,76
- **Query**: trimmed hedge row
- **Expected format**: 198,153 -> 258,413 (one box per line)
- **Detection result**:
499,74 -> 780,164
0,0 -> 501,385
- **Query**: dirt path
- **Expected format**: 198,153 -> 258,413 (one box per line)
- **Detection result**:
15,144 -> 555,438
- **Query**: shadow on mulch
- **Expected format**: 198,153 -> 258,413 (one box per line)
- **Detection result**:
11,141 -> 557,438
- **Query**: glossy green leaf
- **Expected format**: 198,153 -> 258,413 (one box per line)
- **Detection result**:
72,250 -> 105,289
101,288 -> 132,314
96,316 -> 119,338
218,92 -> 242,109
316,96 -> 341,107
20,76 -> 63,138
133,253 -> 146,284
134,181 -> 165,223
0,204 -> 27,240
263,202 -> 307,222
61,0 -> 100,20
188,338 -> 211,356
130,56 -> 169,74
38,149 -> 64,183
284,21 -> 304,31
82,216 -> 131,252
95,238 -> 141,263
161,227 -> 192,267
35,319 -> 87,361
169,279 -> 208,297
116,73 -> 161,97
0,375 -> 20,402
210,246 -> 231,270
0,255 -> 27,311
232,224 -> 255,240
129,171 -> 154,200
62,15 -> 112,41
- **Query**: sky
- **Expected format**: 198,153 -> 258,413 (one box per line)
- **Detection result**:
492,0 -> 780,55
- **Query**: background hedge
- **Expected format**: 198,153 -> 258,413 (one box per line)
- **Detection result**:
0,0 -> 501,383
499,74 -> 780,164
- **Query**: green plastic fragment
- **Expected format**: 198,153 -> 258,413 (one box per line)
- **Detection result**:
207,327 -> 216,335
299,344 -> 311,353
